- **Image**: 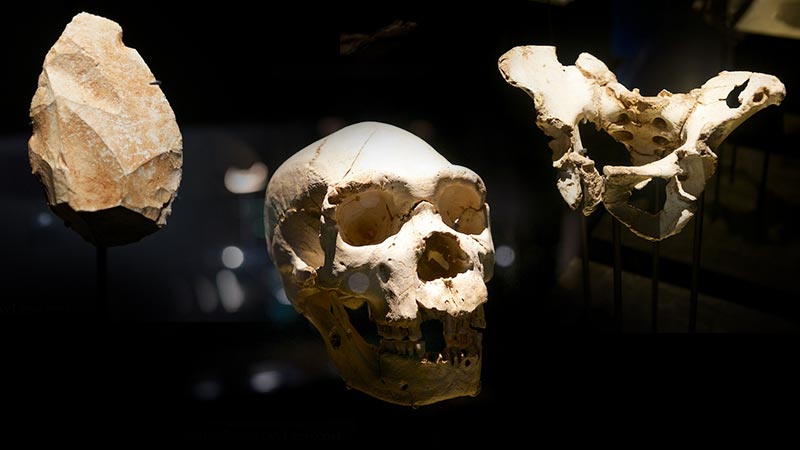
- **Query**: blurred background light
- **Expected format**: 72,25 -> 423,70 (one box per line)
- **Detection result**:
347,272 -> 370,293
35,211 -> 53,227
195,277 -> 219,314
221,246 -> 244,269
274,287 -> 291,306
192,378 -> 222,401
250,370 -> 282,393
216,269 -> 244,313
495,245 -> 516,268
224,162 -> 268,194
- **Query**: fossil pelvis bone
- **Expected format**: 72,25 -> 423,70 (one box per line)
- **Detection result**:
499,45 -> 785,240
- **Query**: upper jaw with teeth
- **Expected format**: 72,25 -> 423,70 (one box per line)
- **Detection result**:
374,307 -> 485,364
378,322 -> 427,357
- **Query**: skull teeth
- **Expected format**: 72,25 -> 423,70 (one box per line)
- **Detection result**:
378,324 -> 421,341
380,339 -> 423,356
445,332 -> 473,348
374,309 -> 484,361
436,348 -> 481,366
414,341 -> 426,357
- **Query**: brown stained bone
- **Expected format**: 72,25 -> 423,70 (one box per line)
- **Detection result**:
499,45 -> 785,241
265,122 -> 494,406
29,12 -> 182,246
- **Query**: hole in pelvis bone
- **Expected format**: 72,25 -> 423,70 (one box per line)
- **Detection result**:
652,117 -> 668,130
726,80 -> 749,109
613,113 -> 630,125
578,122 -> 631,173
628,177 -> 668,213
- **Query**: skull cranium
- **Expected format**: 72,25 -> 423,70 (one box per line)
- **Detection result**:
499,45 -> 785,240
265,122 -> 494,406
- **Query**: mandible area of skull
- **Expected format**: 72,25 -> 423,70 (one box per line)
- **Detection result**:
499,45 -> 785,241
265,122 -> 494,406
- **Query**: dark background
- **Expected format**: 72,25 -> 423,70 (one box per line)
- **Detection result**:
2,0 -> 799,441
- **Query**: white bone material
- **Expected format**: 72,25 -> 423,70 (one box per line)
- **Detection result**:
499,45 -> 785,240
265,122 -> 494,405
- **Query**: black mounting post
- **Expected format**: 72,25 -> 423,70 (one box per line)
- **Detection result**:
652,181 -> 661,333
612,218 -> 622,332
756,149 -> 771,236
580,213 -> 592,316
689,193 -> 705,332
96,246 -> 108,319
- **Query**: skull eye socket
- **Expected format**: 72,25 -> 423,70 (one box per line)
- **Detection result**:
437,183 -> 487,235
336,190 -> 398,246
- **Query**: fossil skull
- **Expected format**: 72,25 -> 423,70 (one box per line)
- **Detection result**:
499,45 -> 785,240
265,122 -> 494,406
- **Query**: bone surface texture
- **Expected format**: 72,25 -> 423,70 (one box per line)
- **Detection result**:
499,45 -> 784,240
265,122 -> 495,405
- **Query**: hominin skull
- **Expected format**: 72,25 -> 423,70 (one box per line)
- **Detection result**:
265,122 -> 494,406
